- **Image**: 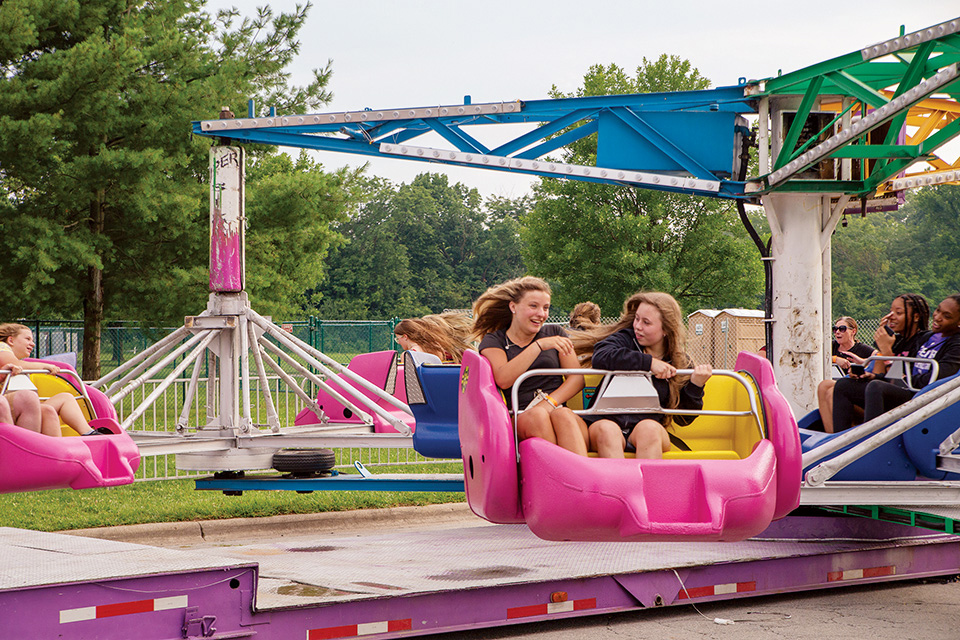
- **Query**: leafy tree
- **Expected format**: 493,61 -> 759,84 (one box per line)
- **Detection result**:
522,58 -> 764,315
831,184 -> 960,320
0,1 -> 346,377
900,185 -> 960,299
315,174 -> 527,318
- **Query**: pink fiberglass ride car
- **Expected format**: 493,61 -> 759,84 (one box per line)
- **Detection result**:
0,359 -> 140,493
457,350 -> 801,542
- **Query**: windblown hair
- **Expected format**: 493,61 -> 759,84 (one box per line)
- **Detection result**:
394,312 -> 472,363
0,323 -> 29,345
571,291 -> 693,414
897,293 -> 930,338
426,311 -> 473,346
471,277 -> 551,341
568,301 -> 601,331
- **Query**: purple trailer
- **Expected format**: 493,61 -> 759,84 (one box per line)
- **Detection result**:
4,507 -> 960,639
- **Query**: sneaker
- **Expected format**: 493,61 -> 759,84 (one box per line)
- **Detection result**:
81,426 -> 115,436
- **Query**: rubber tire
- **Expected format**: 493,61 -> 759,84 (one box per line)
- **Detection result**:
272,448 -> 336,474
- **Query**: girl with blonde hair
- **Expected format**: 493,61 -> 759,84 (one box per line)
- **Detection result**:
565,291 -> 712,459
472,276 -> 588,455
0,323 -> 110,437
394,313 -> 471,364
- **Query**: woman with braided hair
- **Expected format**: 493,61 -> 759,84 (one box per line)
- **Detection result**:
831,293 -> 960,432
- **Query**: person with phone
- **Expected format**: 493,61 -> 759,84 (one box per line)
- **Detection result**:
832,294 -> 960,432
816,317 -> 876,432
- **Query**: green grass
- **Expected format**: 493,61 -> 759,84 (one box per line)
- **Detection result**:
0,463 -> 465,532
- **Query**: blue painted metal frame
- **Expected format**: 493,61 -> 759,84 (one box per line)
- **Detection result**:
193,19 -> 960,201
193,85 -> 755,200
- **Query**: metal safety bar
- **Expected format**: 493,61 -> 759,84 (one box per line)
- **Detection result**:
509,368 -> 762,462
802,373 -> 960,486
248,310 -> 413,435
858,355 -> 938,391
0,367 -> 96,417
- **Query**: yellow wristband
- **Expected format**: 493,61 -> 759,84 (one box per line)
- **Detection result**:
544,394 -> 559,408
832,355 -> 838,363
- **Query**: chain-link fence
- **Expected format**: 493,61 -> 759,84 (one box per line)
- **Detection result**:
307,318 -> 398,359
685,311 -> 888,369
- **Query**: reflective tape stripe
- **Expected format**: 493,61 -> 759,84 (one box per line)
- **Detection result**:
308,618 -> 412,639
60,595 -> 188,624
677,581 -> 756,600
507,597 -> 597,619
828,566 -> 895,582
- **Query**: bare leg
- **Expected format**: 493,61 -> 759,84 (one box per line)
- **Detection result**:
588,419 -> 626,458
628,419 -> 670,459
0,396 -> 12,424
8,391 -> 42,433
817,380 -> 837,433
43,392 -> 91,435
516,404 -> 558,444
39,405 -> 62,437
548,407 -> 588,456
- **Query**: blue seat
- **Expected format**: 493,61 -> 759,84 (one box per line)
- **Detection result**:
902,372 -> 960,480
799,424 -> 916,481
405,351 -> 462,459
800,371 -> 960,481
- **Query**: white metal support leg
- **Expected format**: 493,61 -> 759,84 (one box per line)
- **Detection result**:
763,192 -> 841,415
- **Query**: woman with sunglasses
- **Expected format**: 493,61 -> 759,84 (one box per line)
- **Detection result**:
816,317 -> 876,432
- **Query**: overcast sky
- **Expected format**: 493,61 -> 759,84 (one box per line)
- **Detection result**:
205,1 -> 959,197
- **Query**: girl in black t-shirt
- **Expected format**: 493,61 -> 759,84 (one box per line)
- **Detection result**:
473,277 -> 588,456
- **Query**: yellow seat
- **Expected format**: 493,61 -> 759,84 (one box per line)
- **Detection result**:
28,372 -> 93,437
666,373 -> 765,460
583,374 -> 763,461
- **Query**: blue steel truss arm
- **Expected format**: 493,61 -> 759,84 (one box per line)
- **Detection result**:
194,87 -> 756,200
490,109 -> 595,157
609,107 -> 719,180
424,119 -> 490,154
513,120 -> 598,160
192,19 -> 960,202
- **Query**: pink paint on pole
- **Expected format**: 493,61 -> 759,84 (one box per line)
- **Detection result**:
209,146 -> 245,292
